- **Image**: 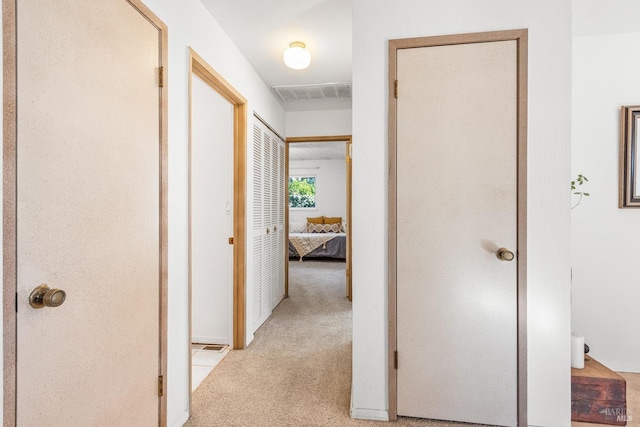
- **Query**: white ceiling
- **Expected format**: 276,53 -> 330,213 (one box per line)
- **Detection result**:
289,142 -> 346,161
199,0 -> 352,110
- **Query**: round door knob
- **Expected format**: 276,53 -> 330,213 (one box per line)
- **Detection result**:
496,248 -> 515,262
29,284 -> 66,309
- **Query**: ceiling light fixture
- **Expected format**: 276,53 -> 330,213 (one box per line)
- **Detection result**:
283,42 -> 311,70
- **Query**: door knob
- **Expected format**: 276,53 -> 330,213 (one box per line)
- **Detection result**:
496,248 -> 515,262
29,284 -> 66,309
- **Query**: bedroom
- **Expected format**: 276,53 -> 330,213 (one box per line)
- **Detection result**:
286,106 -> 353,306
288,141 -> 349,264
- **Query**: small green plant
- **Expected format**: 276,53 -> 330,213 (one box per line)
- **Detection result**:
571,174 -> 590,209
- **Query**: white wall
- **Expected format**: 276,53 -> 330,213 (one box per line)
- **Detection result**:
573,0 -> 640,37
286,109 -> 352,137
571,30 -> 640,371
351,1 -> 572,426
289,159 -> 347,224
285,108 -> 351,235
122,1 -> 286,425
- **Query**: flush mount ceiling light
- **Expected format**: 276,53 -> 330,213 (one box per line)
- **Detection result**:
283,42 -> 311,70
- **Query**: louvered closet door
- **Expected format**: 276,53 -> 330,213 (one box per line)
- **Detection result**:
251,120 -> 285,333
252,124 -> 265,330
266,130 -> 285,311
262,130 -> 274,318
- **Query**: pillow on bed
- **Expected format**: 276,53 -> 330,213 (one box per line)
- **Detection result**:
306,216 -> 324,224
289,222 -> 307,233
327,223 -> 342,233
307,223 -> 341,233
324,216 -> 342,224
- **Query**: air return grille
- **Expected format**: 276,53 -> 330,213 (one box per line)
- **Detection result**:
202,344 -> 227,352
272,82 -> 352,103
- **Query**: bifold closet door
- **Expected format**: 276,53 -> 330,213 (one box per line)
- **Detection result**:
251,121 -> 285,333
396,40 -> 519,426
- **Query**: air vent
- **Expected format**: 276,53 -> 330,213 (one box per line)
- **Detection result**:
202,344 -> 228,352
272,82 -> 352,103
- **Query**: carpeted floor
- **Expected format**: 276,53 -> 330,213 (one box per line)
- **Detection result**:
186,260 -> 485,427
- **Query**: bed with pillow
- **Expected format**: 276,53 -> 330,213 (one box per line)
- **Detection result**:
289,216 -> 346,261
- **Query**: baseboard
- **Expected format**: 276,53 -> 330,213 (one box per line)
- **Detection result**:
350,407 -> 389,421
170,409 -> 190,427
350,382 -> 390,421
245,331 -> 255,347
607,364 -> 640,373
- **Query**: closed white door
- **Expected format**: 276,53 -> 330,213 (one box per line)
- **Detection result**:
396,39 -> 520,426
15,0 -> 165,425
191,74 -> 234,345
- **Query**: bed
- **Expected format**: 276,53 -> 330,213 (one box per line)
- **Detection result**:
288,217 -> 347,260
288,232 -> 347,260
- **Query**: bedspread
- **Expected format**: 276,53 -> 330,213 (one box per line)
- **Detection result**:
288,232 -> 345,260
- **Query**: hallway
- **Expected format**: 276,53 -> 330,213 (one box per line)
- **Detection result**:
186,261 -> 483,427
186,260 -> 351,425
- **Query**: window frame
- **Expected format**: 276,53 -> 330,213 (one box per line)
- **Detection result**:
288,174 -> 317,210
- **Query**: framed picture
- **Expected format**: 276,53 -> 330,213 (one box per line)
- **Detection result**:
620,105 -> 640,208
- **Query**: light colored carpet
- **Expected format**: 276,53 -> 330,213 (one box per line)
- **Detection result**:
186,260 -> 485,427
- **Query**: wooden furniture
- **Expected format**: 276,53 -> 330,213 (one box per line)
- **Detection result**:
571,355 -> 627,425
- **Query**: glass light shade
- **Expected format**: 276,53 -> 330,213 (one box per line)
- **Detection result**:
283,42 -> 311,70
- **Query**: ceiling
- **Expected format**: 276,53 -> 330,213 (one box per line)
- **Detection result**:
289,142 -> 346,161
199,0 -> 352,111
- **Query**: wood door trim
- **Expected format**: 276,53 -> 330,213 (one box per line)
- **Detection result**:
287,135 -> 353,143
128,2 -> 170,424
285,135 -> 353,300
2,1 -> 169,425
187,48 -> 247,354
3,0 -> 18,423
387,29 -> 528,425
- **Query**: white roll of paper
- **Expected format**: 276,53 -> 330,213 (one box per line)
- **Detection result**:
571,333 -> 585,369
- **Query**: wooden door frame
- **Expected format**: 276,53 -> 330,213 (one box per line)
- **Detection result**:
388,29 -> 528,425
2,1 -> 169,424
285,135 -> 353,301
187,49 -> 247,354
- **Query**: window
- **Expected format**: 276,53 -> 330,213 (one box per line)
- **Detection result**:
289,176 -> 316,208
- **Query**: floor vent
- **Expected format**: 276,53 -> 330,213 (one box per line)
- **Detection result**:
201,344 -> 227,352
272,82 -> 352,103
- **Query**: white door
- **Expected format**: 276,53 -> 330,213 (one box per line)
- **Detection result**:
396,40 -> 519,426
250,122 -> 286,333
15,0 -> 164,425
191,74 -> 234,345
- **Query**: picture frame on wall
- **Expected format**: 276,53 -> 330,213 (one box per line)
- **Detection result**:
620,105 -> 640,208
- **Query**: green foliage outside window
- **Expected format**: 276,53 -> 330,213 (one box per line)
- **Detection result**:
289,176 -> 316,208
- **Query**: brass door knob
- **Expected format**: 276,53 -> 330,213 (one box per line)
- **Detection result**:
29,284 -> 66,309
496,248 -> 515,262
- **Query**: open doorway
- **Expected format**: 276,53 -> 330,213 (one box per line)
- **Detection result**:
187,49 -> 247,401
285,136 -> 353,301
188,128 -> 354,421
